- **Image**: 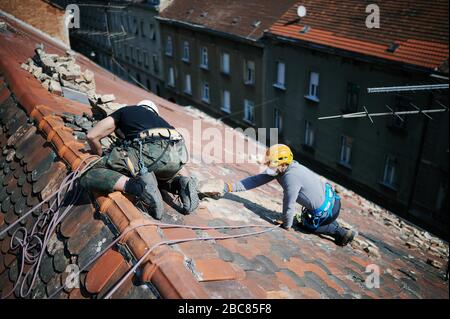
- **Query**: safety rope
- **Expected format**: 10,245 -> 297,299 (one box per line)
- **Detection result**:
0,148 -> 278,299
0,156 -> 102,299
46,221 -> 278,299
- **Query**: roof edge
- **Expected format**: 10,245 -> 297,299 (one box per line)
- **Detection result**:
264,31 -> 446,76
156,16 -> 264,47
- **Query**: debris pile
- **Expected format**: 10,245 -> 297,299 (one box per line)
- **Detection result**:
334,184 -> 449,266
20,44 -> 125,116
60,112 -> 116,150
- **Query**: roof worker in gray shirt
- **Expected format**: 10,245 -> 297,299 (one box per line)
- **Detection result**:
219,144 -> 356,246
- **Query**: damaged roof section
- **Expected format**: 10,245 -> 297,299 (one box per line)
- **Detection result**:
0,14 -> 449,299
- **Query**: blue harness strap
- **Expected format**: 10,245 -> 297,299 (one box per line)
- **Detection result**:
302,183 -> 340,230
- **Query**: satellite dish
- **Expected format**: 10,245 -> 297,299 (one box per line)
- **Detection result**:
297,5 -> 307,18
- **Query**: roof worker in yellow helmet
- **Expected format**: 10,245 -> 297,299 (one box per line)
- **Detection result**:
222,144 -> 356,246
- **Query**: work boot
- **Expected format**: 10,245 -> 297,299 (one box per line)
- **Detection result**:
125,173 -> 164,220
335,229 -> 357,246
173,176 -> 199,214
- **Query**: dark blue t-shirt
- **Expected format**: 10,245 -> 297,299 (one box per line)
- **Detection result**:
110,105 -> 173,140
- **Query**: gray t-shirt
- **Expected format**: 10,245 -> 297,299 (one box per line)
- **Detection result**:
230,161 -> 326,228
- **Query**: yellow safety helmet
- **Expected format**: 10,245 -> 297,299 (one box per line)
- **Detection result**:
265,144 -> 293,168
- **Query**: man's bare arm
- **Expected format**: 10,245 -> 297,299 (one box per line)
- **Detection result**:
86,117 -> 116,156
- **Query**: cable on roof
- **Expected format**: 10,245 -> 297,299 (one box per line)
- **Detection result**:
47,221 -> 279,299
0,156 -> 102,299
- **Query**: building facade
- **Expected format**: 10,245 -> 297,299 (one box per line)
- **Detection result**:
53,0 -> 169,96
157,0 -> 297,128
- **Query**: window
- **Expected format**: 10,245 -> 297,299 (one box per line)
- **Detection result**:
339,136 -> 353,167
305,72 -> 319,101
140,20 -> 145,38
274,108 -> 283,134
244,60 -> 255,85
130,46 -> 134,62
152,54 -> 159,74
304,121 -> 314,147
382,155 -> 397,188
274,62 -> 285,89
221,52 -> 230,75
146,79 -> 151,91
202,82 -> 210,103
125,44 -> 129,59
137,48 -> 141,64
168,67 -> 175,87
389,95 -> 410,130
184,74 -> 192,95
149,24 -> 156,41
244,99 -> 255,124
200,47 -> 208,69
182,41 -> 190,62
346,82 -> 360,112
143,51 -> 149,67
221,90 -> 231,113
166,36 -> 173,56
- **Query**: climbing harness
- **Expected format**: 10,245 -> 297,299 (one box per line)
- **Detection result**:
127,128 -> 181,176
0,136 -> 278,299
301,183 -> 340,230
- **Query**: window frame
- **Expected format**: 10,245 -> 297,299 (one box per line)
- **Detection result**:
243,99 -> 255,124
184,74 -> 192,95
168,67 -> 175,87
304,120 -> 315,147
200,47 -> 209,70
339,135 -> 353,168
182,41 -> 190,63
345,82 -> 360,113
382,155 -> 397,188
273,61 -> 286,90
244,60 -> 255,85
274,108 -> 283,134
202,81 -> 210,103
221,90 -> 231,113
221,52 -> 230,75
165,36 -> 173,57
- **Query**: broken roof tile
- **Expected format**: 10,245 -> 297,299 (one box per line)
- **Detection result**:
194,258 -> 246,282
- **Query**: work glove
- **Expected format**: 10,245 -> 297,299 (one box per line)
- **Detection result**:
197,179 -> 226,199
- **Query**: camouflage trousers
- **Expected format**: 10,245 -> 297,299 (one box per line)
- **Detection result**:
80,139 -> 189,193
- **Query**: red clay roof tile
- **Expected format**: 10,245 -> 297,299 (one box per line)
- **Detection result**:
268,0 -> 449,70
1,10 -> 448,300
